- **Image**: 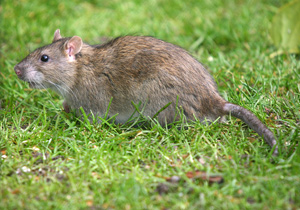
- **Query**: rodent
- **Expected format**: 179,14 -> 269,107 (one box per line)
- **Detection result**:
14,29 -> 278,155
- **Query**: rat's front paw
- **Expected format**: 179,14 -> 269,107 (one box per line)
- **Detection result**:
63,101 -> 71,113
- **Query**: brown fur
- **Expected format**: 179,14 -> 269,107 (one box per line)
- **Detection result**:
14,29 -> 278,155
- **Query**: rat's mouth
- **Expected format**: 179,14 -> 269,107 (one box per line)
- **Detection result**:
28,82 -> 38,88
27,81 -> 45,89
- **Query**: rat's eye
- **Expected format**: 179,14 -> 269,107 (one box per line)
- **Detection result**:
41,54 -> 49,62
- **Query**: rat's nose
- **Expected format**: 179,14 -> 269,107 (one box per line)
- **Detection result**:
14,65 -> 22,77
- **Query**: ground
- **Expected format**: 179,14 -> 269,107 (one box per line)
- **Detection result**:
0,0 -> 299,209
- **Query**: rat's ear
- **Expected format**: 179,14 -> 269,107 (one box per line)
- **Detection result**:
53,29 -> 62,42
65,36 -> 83,61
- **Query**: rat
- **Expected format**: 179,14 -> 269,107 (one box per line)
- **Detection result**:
14,29 -> 278,155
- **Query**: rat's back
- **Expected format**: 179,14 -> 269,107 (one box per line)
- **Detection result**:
90,36 -> 226,123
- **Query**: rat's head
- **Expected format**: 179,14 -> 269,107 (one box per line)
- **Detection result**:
14,29 -> 83,96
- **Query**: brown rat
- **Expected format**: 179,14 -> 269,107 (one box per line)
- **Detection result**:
14,29 -> 278,155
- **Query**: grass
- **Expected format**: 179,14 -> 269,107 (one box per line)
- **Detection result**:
1,0 -> 299,209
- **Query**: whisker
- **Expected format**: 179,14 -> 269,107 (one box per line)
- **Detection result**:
46,80 -> 66,96
27,77 -> 57,107
45,76 -> 79,102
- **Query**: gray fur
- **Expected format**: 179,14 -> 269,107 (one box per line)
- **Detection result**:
14,30 -> 278,155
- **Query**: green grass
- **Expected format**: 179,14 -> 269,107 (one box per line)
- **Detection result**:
1,0 -> 299,209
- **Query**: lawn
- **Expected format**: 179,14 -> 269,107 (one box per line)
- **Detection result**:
1,0 -> 299,209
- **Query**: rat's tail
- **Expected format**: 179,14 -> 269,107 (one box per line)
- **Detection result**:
223,103 -> 278,156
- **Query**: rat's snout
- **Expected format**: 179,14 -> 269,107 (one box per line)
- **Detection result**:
14,65 -> 23,77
